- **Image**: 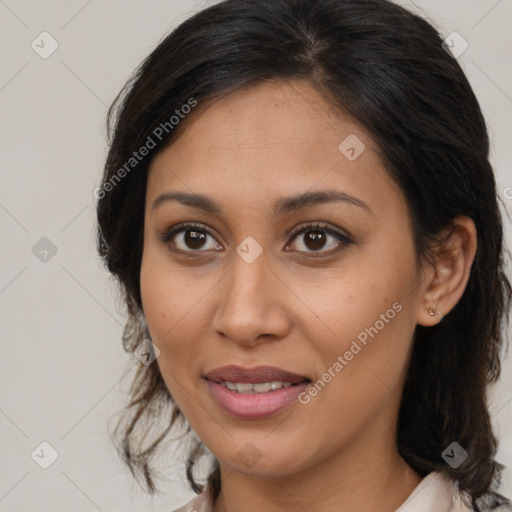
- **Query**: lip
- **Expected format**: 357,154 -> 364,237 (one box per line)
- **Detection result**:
203,365 -> 309,384
205,379 -> 311,419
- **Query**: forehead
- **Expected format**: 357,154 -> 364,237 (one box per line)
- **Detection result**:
146,79 -> 404,218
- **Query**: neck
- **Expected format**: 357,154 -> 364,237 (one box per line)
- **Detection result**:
212,434 -> 422,512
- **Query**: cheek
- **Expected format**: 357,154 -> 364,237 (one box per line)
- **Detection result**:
140,263 -> 206,417
293,250 -> 416,346
293,246 -> 419,408
140,248 -> 204,373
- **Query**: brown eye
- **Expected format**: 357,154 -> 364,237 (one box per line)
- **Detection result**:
183,229 -> 207,250
159,221 -> 351,257
302,230 -> 328,251
287,223 -> 352,255
160,223 -> 222,253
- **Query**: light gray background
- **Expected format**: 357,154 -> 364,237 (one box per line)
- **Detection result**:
1,0 -> 511,510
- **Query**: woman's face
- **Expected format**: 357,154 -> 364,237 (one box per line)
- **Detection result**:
140,79 -> 429,478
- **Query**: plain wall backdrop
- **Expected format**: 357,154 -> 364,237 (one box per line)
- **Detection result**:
1,0 -> 511,510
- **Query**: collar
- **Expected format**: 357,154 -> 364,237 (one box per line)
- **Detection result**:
174,471 -> 464,512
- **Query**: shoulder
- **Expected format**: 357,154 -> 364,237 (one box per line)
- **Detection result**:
170,474 -> 511,512
396,471 -> 472,512
448,476 -> 511,512
171,485 -> 214,512
451,491 -> 475,512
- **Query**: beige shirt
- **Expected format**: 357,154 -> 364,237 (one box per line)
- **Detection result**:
172,471 -> 474,512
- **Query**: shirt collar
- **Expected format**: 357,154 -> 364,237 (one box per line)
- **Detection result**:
178,471 -> 459,512
395,472 -> 456,512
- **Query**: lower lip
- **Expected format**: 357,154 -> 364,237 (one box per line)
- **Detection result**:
205,379 -> 310,419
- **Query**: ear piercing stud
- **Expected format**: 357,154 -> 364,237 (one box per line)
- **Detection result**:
428,307 -> 443,320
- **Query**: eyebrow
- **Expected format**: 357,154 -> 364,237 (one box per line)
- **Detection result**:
151,189 -> 372,215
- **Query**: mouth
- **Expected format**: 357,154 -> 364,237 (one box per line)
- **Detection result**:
203,365 -> 312,418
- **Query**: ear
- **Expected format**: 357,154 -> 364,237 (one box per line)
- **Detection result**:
416,216 -> 477,327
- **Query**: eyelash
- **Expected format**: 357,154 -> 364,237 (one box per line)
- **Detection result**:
158,221 -> 353,258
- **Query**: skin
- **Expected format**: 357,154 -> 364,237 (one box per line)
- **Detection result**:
140,79 -> 477,512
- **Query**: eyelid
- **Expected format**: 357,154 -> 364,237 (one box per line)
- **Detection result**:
286,221 -> 352,244
158,221 -> 352,254
158,221 -> 221,246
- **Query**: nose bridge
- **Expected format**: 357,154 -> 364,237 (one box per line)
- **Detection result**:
223,246 -> 272,317
212,244 -> 288,344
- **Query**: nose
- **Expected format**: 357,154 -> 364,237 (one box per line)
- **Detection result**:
211,247 -> 291,347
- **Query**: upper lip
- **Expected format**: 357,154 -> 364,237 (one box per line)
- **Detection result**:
204,365 -> 310,384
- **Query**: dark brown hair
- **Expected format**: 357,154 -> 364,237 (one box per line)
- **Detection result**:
96,0 -> 512,509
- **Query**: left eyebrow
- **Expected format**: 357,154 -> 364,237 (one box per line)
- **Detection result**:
151,189 -> 373,215
273,189 -> 372,215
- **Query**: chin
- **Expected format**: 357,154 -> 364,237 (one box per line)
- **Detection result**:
218,443 -> 308,478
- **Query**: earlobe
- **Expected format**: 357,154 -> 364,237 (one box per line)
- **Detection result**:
416,216 -> 477,327
427,307 -> 443,320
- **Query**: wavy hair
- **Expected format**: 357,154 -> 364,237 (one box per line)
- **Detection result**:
96,0 -> 512,509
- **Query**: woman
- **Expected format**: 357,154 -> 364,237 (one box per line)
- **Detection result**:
95,0 -> 512,510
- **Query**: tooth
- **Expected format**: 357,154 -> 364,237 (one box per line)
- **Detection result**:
253,382 -> 272,393
219,381 -> 299,393
236,383 -> 253,393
